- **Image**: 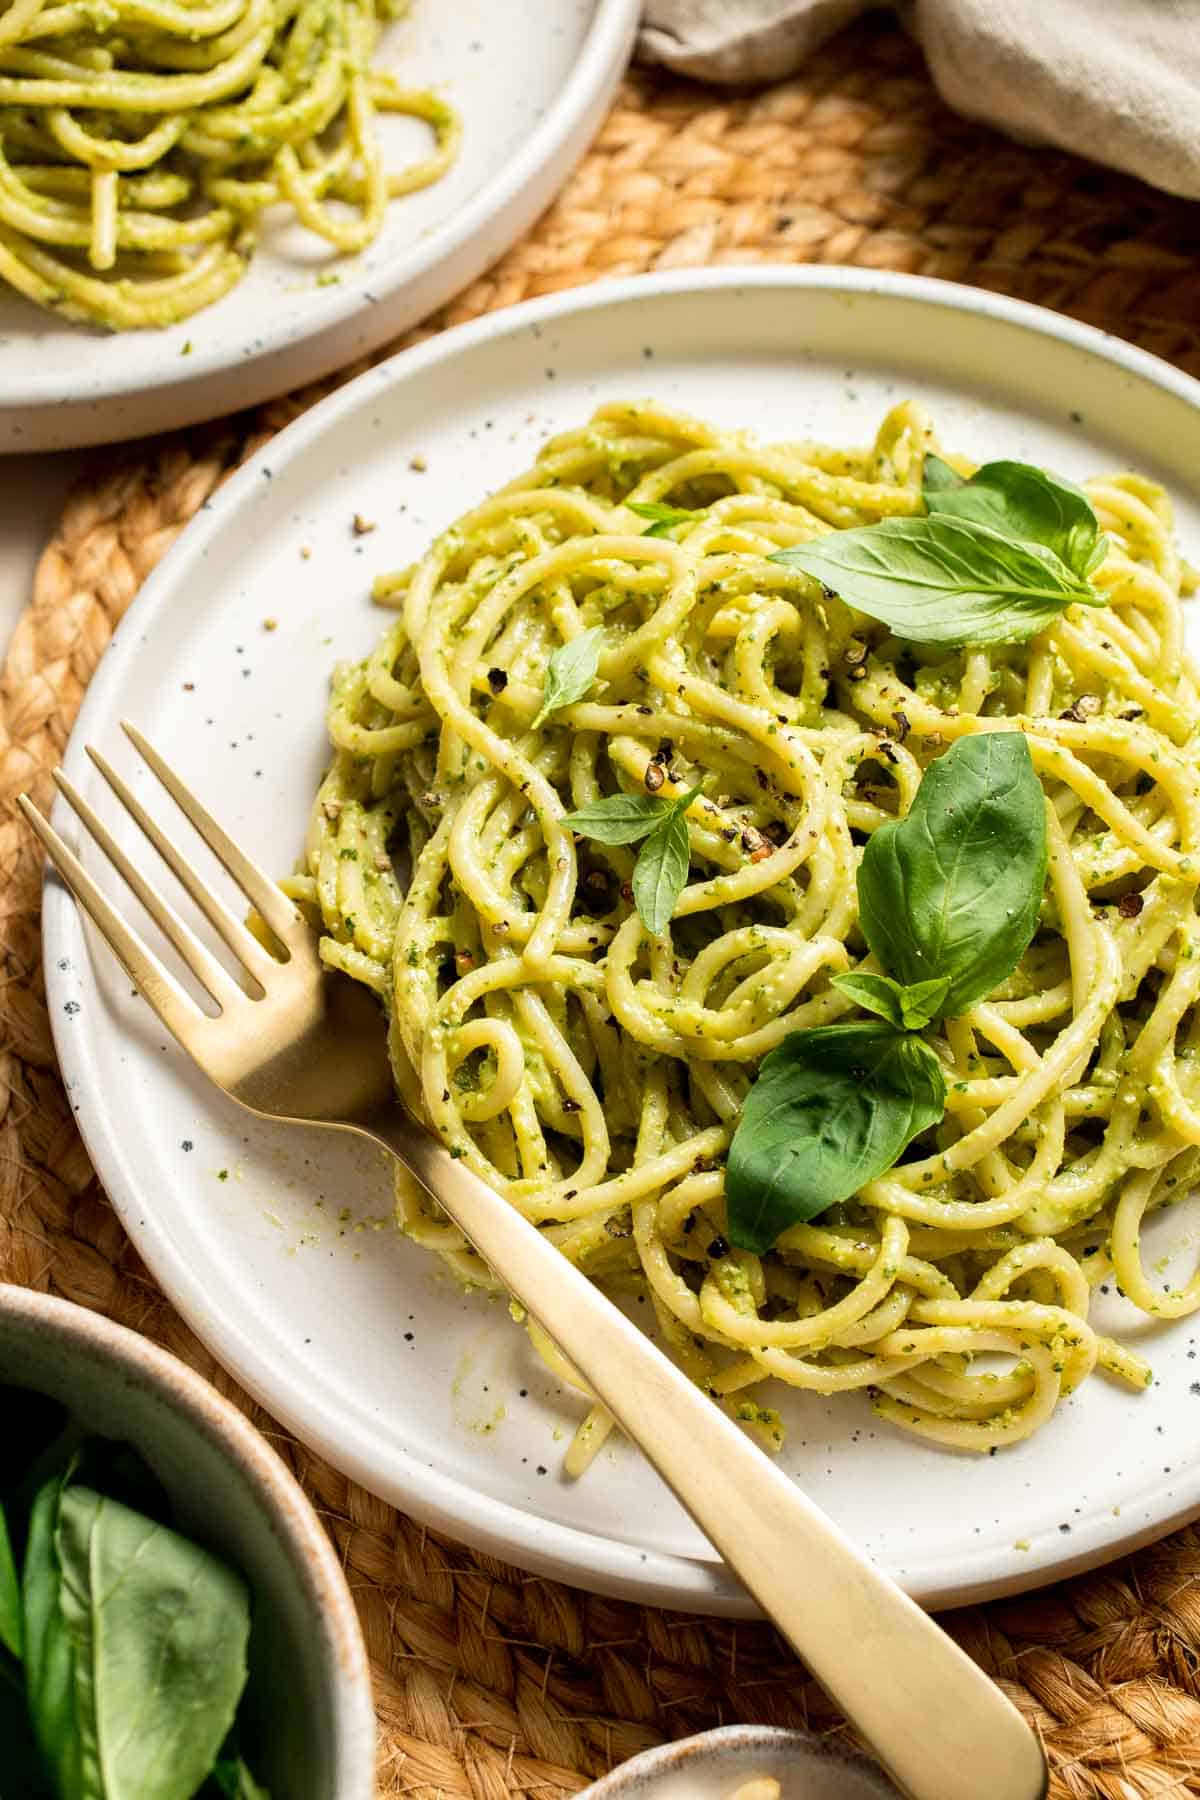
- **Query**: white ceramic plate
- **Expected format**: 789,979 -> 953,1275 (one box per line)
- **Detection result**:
0,0 -> 638,454
44,269 -> 1200,1615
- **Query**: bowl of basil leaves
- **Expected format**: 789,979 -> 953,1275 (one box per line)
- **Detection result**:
0,1284 -> 375,1800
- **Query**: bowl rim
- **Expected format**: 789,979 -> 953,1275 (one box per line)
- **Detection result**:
0,1282 -> 376,1800
578,1724 -> 902,1799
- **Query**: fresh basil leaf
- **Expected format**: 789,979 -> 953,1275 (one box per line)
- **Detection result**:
630,785 -> 703,937
921,453 -> 963,495
631,810 -> 689,938
832,970 -> 951,1031
858,732 -> 1047,1019
22,1466 -> 84,1800
0,1505 -> 20,1662
531,626 -> 604,728
206,1757 -> 272,1799
1084,535 -> 1108,577
561,791 -> 670,844
727,1022 -> 946,1254
923,456 -> 1105,581
52,1483 -> 252,1800
627,501 -> 700,538
771,515 -> 1102,645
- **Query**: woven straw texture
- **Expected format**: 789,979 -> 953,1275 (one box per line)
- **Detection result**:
5,18 -> 1200,1799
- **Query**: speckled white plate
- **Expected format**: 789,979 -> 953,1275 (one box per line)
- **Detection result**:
0,0 -> 638,454
43,269 -> 1200,1615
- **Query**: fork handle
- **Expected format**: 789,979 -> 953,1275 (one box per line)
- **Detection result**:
375,1114 -> 1046,1800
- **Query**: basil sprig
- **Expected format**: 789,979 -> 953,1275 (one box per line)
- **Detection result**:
726,732 -> 1047,1252
726,1022 -> 946,1255
770,455 -> 1107,645
563,783 -> 703,936
627,501 -> 701,538
857,731 -> 1047,1019
532,626 -> 604,728
26,1477 -> 251,1800
831,970 -> 950,1032
0,1414 -> 272,1800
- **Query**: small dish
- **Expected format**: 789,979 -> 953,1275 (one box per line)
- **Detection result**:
580,1725 -> 902,1800
0,1283 -> 375,1800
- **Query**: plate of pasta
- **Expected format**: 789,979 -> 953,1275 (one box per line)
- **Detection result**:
0,0 -> 638,452
44,268 -> 1200,1612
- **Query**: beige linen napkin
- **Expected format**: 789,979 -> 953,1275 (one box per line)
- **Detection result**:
638,1 -> 1200,200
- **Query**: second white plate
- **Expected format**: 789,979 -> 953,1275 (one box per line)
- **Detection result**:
0,0 -> 638,453
45,269 -> 1200,1613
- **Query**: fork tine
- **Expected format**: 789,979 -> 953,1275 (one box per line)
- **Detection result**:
18,793 -> 203,1045
86,745 -> 275,991
121,722 -> 303,947
52,769 -> 247,1013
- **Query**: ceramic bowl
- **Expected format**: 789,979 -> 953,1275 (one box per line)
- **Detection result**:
0,1284 -> 375,1799
579,1725 -> 902,1800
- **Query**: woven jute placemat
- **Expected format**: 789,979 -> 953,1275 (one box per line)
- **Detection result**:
4,19 -> 1200,1798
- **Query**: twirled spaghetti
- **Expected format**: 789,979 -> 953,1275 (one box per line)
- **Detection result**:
292,400 -> 1200,1471
0,0 -> 458,328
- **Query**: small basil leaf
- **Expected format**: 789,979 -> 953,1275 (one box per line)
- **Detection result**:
632,808 -> 690,937
921,453 -> 963,495
1085,534 -> 1109,577
727,1022 -> 946,1254
561,792 -> 670,845
627,501 -> 700,538
0,1505 -> 20,1661
22,1466 -> 84,1800
858,732 -> 1047,1019
771,515 -> 1101,645
923,457 -> 1103,580
531,626 -> 604,727
52,1484 -> 252,1800
832,970 -> 951,1031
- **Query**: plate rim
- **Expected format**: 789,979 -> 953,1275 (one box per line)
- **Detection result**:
0,0 -> 640,448
43,265 -> 1200,1614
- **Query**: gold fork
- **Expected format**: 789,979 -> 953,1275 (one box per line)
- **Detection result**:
21,722 -> 1047,1800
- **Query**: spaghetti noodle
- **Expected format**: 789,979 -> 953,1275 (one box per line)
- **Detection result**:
292,401 -> 1200,1471
0,0 -> 458,328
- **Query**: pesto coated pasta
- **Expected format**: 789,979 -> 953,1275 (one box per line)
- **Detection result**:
0,0 -> 459,328
290,400 -> 1200,1472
